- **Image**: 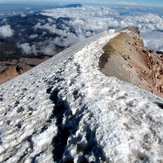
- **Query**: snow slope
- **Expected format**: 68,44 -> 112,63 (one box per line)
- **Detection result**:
0,30 -> 163,163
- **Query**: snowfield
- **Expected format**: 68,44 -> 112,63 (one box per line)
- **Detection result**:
0,30 -> 163,163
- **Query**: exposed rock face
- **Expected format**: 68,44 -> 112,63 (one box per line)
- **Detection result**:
0,56 -> 50,84
0,65 -> 30,85
99,27 -> 163,97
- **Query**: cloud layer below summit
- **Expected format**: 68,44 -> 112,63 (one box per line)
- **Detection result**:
40,5 -> 163,51
0,5 -> 163,56
0,25 -> 14,38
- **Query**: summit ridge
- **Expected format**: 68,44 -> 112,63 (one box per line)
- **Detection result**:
0,29 -> 163,163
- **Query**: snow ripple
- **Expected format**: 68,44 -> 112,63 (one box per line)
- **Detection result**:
0,30 -> 163,162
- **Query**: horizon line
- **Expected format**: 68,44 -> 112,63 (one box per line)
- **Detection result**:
0,2 -> 163,7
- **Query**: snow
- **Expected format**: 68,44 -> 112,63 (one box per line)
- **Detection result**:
0,30 -> 163,163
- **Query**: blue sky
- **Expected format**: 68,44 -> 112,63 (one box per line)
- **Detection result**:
0,0 -> 163,6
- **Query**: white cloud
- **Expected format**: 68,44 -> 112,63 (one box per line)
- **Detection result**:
20,13 -> 26,17
29,34 -> 38,39
34,22 -> 57,33
41,6 -> 118,19
141,31 -> 163,51
41,6 -> 163,33
32,6 -> 163,54
14,5 -> 163,57
41,44 -> 56,55
116,2 -> 137,5
17,39 -> 58,56
17,43 -> 32,54
0,25 -> 14,38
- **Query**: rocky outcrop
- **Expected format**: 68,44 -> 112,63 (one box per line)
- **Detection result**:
99,27 -> 163,97
0,56 -> 50,84
0,65 -> 30,84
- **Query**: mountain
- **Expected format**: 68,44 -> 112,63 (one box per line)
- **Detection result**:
100,27 -> 163,97
0,14 -> 68,61
0,10 -> 84,82
0,14 -> 72,83
0,3 -> 83,61
0,56 -> 49,84
0,28 -> 163,163
64,4 -> 83,8
0,4 -> 163,86
0,3 -> 83,19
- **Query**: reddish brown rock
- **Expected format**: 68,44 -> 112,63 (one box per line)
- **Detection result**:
0,65 -> 31,85
99,26 -> 163,98
0,56 -> 50,85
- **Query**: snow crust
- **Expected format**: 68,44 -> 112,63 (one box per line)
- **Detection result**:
0,30 -> 163,163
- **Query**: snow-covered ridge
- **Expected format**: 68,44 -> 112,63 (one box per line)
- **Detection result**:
0,30 -> 163,163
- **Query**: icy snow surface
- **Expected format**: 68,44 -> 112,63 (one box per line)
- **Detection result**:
0,30 -> 163,163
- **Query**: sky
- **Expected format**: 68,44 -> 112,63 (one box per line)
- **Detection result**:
0,0 -> 163,6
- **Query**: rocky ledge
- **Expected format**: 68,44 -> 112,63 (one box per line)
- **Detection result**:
99,27 -> 163,98
0,56 -> 50,85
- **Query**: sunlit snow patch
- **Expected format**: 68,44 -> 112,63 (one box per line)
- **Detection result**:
0,29 -> 163,162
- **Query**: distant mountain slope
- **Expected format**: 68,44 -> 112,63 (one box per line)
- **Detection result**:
0,65 -> 30,84
64,4 -> 82,8
0,56 -> 49,84
0,29 -> 163,163
0,14 -> 68,60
